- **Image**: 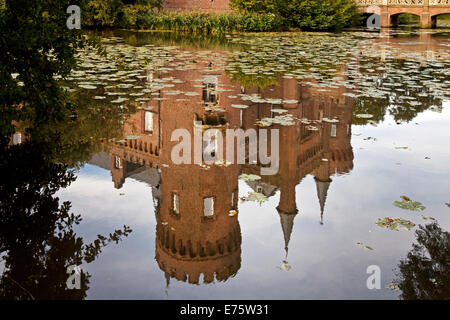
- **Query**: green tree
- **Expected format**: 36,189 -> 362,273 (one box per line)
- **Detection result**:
0,0 -> 92,138
394,222 -> 450,300
231,0 -> 360,30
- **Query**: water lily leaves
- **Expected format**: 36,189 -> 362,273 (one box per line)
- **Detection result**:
78,84 -> 97,90
376,217 -> 415,231
241,192 -> 268,204
356,242 -> 374,250
214,159 -> 232,167
239,174 -> 261,181
232,104 -> 249,109
387,283 -> 400,291
271,108 -> 288,114
356,114 -> 374,119
280,262 -> 291,271
111,97 -> 128,104
322,117 -> 339,123
229,210 -> 238,217
393,197 -> 426,211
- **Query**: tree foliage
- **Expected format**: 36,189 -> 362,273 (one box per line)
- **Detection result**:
231,0 -> 360,30
0,139 -> 132,299
395,222 -> 450,300
0,0 -> 91,137
85,0 -> 164,27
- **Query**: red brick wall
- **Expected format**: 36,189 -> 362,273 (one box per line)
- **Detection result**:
163,0 -> 231,11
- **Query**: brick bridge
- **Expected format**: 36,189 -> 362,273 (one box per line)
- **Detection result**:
357,0 -> 450,28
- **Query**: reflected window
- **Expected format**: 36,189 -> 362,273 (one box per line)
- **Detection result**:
172,194 -> 179,215
203,135 -> 218,159
331,124 -> 337,137
146,70 -> 153,88
203,197 -> 214,217
203,76 -> 218,105
12,132 -> 21,145
115,156 -> 122,169
145,111 -> 154,132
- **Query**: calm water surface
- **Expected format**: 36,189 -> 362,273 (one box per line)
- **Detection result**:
2,29 -> 450,300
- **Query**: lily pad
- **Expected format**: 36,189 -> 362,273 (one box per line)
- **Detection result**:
239,174 -> 261,181
242,192 -> 268,204
356,114 -> 374,119
393,197 -> 426,211
126,135 -> 141,140
376,217 -> 415,231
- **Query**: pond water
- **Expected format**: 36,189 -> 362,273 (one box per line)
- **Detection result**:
2,29 -> 450,300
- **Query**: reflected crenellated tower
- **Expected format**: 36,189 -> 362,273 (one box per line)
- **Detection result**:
155,163 -> 241,285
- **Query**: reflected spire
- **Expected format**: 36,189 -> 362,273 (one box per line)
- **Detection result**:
314,177 -> 331,225
165,271 -> 170,297
277,207 -> 298,260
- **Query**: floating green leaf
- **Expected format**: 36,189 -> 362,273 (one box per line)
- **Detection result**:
393,197 -> 426,211
376,217 -> 416,231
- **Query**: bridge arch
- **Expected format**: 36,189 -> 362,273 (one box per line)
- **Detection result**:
430,12 -> 450,27
389,12 -> 421,27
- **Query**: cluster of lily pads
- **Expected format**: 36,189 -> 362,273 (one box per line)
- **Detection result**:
61,30 -> 450,137
225,31 -> 450,125
376,217 -> 416,231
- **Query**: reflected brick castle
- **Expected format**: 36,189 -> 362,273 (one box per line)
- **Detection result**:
89,51 -> 355,287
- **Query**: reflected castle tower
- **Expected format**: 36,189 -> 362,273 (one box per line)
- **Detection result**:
155,163 -> 241,285
239,68 -> 354,260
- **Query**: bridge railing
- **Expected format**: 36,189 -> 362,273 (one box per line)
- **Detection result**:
355,0 -> 450,6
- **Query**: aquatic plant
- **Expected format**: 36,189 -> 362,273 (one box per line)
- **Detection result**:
116,9 -> 285,33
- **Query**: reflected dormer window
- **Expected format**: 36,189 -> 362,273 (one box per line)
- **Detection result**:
203,197 -> 214,217
203,75 -> 218,105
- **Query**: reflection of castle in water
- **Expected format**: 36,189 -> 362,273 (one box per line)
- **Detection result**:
89,58 -> 355,286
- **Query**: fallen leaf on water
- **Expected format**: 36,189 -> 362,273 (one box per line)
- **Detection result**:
387,283 -> 400,291
400,195 -> 411,201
